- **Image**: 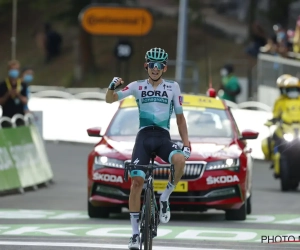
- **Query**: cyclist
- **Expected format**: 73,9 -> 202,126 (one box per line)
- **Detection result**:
105,47 -> 191,249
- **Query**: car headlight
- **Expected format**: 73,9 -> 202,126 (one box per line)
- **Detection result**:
283,133 -> 294,142
94,156 -> 125,170
205,158 -> 240,171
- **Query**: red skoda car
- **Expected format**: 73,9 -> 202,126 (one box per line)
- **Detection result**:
87,94 -> 259,220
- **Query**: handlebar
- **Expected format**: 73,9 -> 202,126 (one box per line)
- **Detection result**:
123,162 -> 175,185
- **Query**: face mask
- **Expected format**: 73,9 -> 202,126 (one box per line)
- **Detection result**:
23,74 -> 33,83
277,32 -> 285,41
220,69 -> 228,77
8,69 -> 19,79
287,91 -> 299,99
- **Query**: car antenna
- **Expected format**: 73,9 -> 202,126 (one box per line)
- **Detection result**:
208,57 -> 212,88
207,57 -> 217,97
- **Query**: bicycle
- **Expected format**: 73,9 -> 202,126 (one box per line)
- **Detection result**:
124,152 -> 175,250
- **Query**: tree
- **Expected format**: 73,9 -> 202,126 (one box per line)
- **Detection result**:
34,0 -> 133,80
0,0 -> 135,82
34,0 -> 97,77
0,0 -> 17,22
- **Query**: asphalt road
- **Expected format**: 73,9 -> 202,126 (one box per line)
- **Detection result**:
0,142 -> 299,250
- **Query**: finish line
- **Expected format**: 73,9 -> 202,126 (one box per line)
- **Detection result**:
0,241 -> 233,250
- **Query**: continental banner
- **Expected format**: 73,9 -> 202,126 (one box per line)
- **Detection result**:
0,125 -> 53,192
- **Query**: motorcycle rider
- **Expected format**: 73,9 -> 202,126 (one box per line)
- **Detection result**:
279,76 -> 300,121
263,74 -> 292,161
271,76 -> 300,177
265,74 -> 292,126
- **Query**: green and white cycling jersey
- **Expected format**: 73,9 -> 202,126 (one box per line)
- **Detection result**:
116,79 -> 183,131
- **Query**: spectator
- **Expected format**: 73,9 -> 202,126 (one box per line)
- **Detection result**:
217,64 -> 241,103
0,60 -> 28,127
246,21 -> 268,58
44,22 -> 62,63
274,24 -> 289,57
21,67 -> 34,114
261,24 -> 289,57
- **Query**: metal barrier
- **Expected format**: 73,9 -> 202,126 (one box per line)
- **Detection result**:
222,99 -> 272,112
1,84 -> 274,113
29,89 -> 272,111
256,53 -> 300,88
234,101 -> 272,112
29,88 -> 201,101
254,53 -> 300,107
29,86 -> 107,94
31,90 -> 76,99
0,113 -> 35,128
74,92 -> 106,100
27,88 -> 275,112
0,95 -> 272,160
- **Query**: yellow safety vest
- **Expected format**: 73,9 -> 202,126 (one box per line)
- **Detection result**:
5,78 -> 22,98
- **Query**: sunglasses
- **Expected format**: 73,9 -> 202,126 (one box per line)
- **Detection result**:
147,62 -> 166,70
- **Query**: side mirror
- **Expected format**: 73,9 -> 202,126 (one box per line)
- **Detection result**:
87,127 -> 102,137
240,129 -> 259,140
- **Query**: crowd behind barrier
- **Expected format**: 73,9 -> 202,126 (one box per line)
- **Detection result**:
0,88 -> 273,160
254,52 -> 300,107
0,113 -> 54,195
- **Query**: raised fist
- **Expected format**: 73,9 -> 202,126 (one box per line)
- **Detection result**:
108,77 -> 124,90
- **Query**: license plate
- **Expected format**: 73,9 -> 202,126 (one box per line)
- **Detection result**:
153,180 -> 188,192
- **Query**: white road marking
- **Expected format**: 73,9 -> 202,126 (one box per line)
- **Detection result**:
0,241 -> 233,249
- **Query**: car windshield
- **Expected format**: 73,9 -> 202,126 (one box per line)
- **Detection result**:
107,107 -> 233,138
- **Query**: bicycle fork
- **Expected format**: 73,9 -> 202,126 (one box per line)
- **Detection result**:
140,190 -> 159,243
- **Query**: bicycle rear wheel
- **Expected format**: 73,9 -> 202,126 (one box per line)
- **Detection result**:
142,188 -> 153,250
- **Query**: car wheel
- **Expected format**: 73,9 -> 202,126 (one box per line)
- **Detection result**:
280,158 -> 290,192
88,201 -> 110,218
246,195 -> 251,215
225,202 -> 247,221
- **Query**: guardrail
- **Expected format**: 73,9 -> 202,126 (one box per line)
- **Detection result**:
223,100 -> 272,112
255,52 -> 300,107
0,89 -> 273,160
29,86 -> 107,94
0,113 -> 35,128
28,88 -> 272,111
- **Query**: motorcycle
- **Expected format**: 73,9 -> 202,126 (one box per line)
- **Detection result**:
261,117 -> 300,191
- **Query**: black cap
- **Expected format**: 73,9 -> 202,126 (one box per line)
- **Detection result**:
223,64 -> 234,74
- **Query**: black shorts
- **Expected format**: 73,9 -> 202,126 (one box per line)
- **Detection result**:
130,126 -> 184,179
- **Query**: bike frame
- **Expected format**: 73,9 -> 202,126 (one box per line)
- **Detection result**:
124,153 -> 175,249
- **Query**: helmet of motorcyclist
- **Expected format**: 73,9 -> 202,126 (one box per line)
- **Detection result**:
283,76 -> 300,99
276,74 -> 292,95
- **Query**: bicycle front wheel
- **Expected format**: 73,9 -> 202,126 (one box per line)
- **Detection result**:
142,188 -> 153,250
